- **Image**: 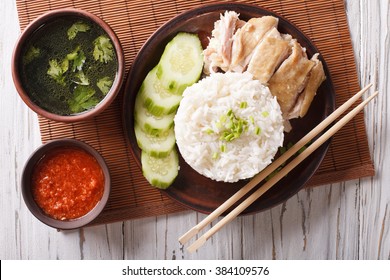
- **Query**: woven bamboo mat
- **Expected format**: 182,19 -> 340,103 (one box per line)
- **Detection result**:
15,0 -> 375,225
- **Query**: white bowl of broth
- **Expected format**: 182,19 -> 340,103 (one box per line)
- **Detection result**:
12,8 -> 125,122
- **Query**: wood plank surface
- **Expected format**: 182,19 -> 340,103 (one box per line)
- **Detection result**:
1,0 -> 389,260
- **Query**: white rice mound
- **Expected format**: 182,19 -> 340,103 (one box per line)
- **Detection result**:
174,72 -> 284,183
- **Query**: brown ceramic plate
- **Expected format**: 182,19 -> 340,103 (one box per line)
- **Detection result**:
122,3 -> 335,215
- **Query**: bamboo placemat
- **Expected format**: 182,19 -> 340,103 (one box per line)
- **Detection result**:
15,0 -> 375,225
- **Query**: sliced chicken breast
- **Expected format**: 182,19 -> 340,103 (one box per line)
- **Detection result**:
268,39 -> 315,117
229,16 -> 279,72
247,28 -> 291,84
203,11 -> 241,74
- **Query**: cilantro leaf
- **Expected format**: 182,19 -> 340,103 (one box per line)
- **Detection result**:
47,58 -> 69,86
23,46 -> 40,64
93,35 -> 114,63
72,70 -> 90,85
97,76 -> 113,95
66,46 -> 86,72
68,85 -> 99,113
67,21 -> 91,40
78,97 -> 100,110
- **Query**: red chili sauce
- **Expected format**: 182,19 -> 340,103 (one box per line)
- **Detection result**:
32,147 -> 105,220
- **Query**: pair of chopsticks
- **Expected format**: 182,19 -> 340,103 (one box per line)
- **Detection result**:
179,84 -> 377,253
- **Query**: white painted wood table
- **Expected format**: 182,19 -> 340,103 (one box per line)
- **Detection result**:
1,0 -> 389,260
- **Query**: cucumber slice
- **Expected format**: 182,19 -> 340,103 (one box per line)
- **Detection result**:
134,93 -> 174,135
141,149 -> 179,189
134,123 -> 176,158
139,67 -> 183,116
156,32 -> 203,95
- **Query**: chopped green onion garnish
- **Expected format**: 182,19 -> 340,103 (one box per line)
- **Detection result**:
262,111 -> 269,117
298,146 -> 307,154
220,115 -> 227,123
205,128 -> 214,134
240,101 -> 248,108
279,146 -> 287,154
225,133 -> 235,141
255,126 -> 261,135
216,108 -> 251,142
236,124 -> 243,134
226,121 -> 233,129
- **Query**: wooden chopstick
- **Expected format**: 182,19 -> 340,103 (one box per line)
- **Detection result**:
179,84 -> 373,246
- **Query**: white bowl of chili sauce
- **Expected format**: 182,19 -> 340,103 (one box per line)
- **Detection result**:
21,139 -> 110,230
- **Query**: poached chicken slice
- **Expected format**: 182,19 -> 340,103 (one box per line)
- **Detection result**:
247,28 -> 291,84
203,11 -> 243,74
268,39 -> 315,117
287,53 -> 326,119
229,16 -> 279,72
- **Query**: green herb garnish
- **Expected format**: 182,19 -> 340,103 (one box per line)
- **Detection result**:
218,109 -> 249,142
66,46 -> 86,72
68,85 -> 99,113
23,46 -> 40,64
204,128 -> 214,135
47,58 -> 69,86
73,70 -> 90,85
47,45 -> 87,85
67,21 -> 91,40
93,35 -> 114,63
97,76 -> 113,95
